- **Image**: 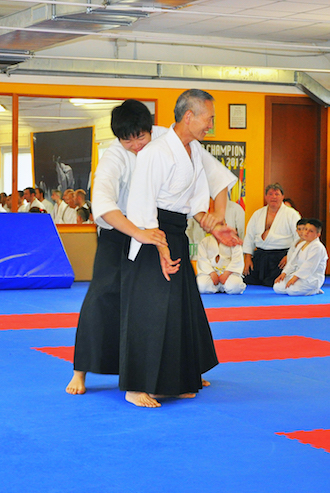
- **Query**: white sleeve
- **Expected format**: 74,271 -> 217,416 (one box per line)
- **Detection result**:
201,147 -> 237,199
197,239 -> 215,275
292,243 -> 324,280
127,143 -> 172,260
92,144 -> 125,227
225,245 -> 244,274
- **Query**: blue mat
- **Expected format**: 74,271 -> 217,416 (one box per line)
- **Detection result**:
0,281 -> 329,492
0,213 -> 74,289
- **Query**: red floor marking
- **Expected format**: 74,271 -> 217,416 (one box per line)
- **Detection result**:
1,304 -> 329,330
32,346 -> 74,362
214,336 -> 330,362
206,304 -> 330,322
0,313 -> 79,330
34,336 -> 330,365
276,430 -> 330,454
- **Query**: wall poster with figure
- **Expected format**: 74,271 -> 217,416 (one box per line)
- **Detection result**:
201,141 -> 246,209
32,127 -> 93,202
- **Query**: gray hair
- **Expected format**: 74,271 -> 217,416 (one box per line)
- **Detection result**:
174,89 -> 214,123
265,182 -> 284,195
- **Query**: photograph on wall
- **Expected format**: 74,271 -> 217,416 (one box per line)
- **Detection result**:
201,141 -> 246,209
33,127 -> 93,201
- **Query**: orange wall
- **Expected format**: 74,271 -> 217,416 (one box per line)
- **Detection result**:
0,81 -> 326,228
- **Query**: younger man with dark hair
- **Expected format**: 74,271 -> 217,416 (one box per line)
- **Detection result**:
273,218 -> 328,296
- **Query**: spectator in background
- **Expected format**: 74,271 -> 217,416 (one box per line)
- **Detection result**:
243,183 -> 300,286
77,207 -> 90,224
74,189 -> 92,223
36,187 -> 54,214
17,191 -> 27,212
51,189 -> 67,223
23,187 -> 46,212
0,192 -> 10,212
62,189 -> 77,224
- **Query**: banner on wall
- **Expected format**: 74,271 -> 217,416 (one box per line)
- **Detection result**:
201,141 -> 246,210
33,127 -> 93,202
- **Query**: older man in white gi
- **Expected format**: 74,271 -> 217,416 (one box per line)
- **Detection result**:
243,183 -> 300,286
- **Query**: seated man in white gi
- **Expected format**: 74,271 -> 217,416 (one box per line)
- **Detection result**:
243,182 -> 300,287
273,218 -> 328,296
225,200 -> 245,240
196,232 -> 246,295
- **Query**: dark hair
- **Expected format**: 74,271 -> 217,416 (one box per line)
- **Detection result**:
283,198 -> 296,208
77,207 -> 90,222
18,190 -> 24,198
306,218 -> 322,233
36,187 -> 45,198
24,187 -> 36,195
29,207 -> 47,213
174,89 -> 214,123
111,99 -> 152,140
265,183 -> 284,195
296,218 -> 308,227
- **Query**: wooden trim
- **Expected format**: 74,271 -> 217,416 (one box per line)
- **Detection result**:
56,224 -> 97,233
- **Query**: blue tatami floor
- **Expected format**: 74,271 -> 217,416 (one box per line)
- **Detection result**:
0,279 -> 330,493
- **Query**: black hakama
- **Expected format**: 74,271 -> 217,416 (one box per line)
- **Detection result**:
244,247 -> 288,287
119,208 -> 219,395
74,228 -> 128,374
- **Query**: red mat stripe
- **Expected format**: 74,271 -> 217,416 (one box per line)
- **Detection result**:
276,429 -> 330,454
33,336 -> 330,364
0,313 -> 79,330
1,303 -> 330,330
205,304 -> 330,322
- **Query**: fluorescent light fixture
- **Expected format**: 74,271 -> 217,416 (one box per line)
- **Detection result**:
69,98 -> 108,105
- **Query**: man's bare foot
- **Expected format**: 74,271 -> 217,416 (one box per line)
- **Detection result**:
202,379 -> 211,387
66,371 -> 86,395
177,393 -> 196,399
125,391 -> 161,408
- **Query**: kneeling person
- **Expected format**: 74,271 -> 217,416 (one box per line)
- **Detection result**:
273,219 -> 328,296
196,233 -> 246,294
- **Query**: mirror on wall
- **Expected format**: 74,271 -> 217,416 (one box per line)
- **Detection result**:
0,96 -> 155,210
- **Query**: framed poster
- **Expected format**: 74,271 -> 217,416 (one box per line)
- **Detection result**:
33,127 -> 93,201
201,141 -> 246,209
229,104 -> 247,129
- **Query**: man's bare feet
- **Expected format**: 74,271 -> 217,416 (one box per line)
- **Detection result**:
202,378 -> 211,387
125,391 -> 161,408
66,371 -> 86,395
177,393 -> 196,399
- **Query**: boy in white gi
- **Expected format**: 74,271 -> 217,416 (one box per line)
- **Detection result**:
196,233 -> 246,294
273,218 -> 328,296
286,218 -> 308,264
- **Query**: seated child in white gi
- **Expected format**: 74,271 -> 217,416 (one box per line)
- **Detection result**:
286,218 -> 308,264
273,218 -> 328,296
196,233 -> 246,294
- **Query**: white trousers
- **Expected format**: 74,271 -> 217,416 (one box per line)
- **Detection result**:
273,276 -> 322,296
197,272 -> 246,295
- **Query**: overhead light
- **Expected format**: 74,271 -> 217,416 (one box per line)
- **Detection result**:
53,15 -> 131,26
91,9 -> 149,19
0,105 -> 7,112
69,98 -> 110,105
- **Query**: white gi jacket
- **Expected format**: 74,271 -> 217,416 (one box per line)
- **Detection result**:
127,126 -> 211,260
92,125 -> 237,231
283,238 -> 328,289
243,203 -> 300,254
225,200 -> 245,239
26,198 -> 46,211
197,235 -> 244,276
52,200 -> 68,224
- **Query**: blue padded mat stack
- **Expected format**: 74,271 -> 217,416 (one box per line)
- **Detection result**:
0,213 -> 74,289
